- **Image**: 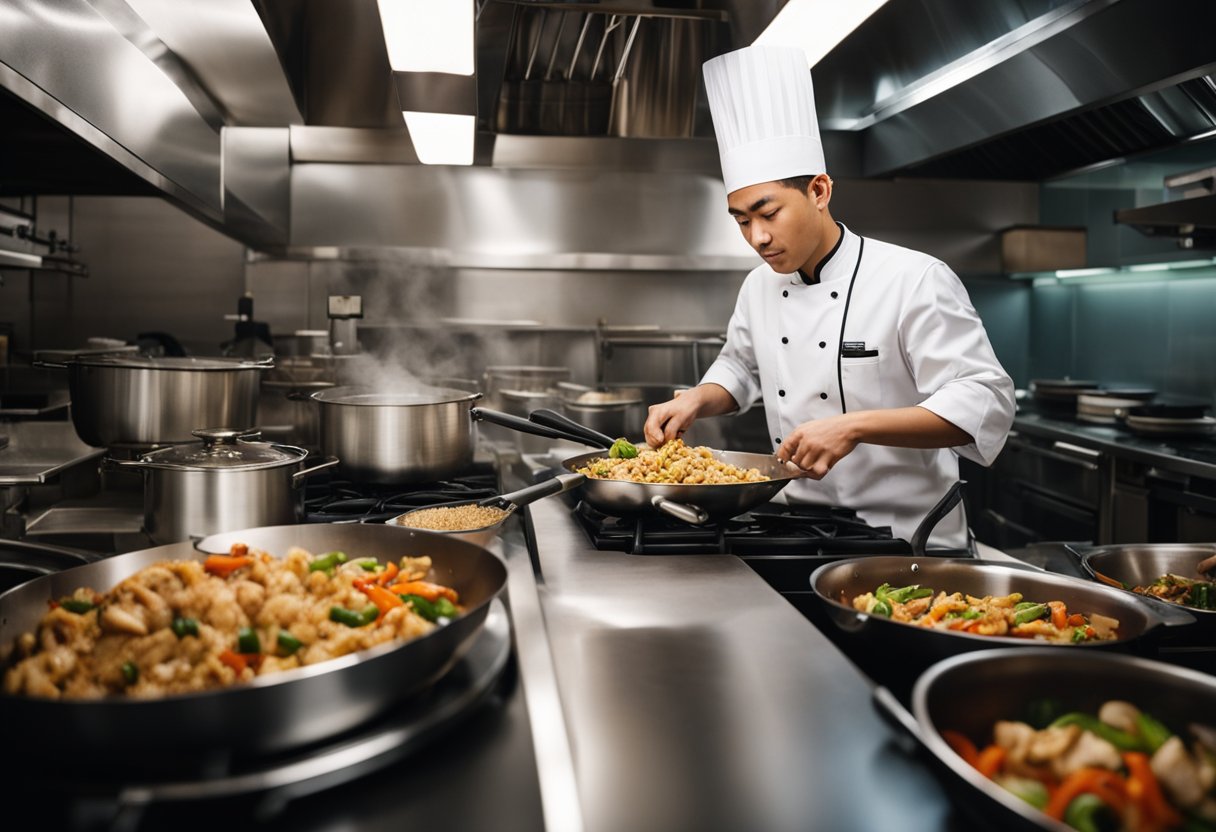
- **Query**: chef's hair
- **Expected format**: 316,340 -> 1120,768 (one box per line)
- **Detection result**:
779,175 -> 825,194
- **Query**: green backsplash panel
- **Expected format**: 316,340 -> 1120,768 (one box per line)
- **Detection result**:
964,278 -> 1031,388
1029,283 -> 1074,382
1071,281 -> 1170,388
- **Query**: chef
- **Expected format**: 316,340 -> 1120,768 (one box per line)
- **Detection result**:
643,44 -> 1016,549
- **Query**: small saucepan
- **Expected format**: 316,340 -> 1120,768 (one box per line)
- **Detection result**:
388,473 -> 586,547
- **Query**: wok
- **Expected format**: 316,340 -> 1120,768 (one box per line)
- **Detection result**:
873,648 -> 1216,832
810,556 -> 1195,668
0,523 -> 506,766
476,406 -> 802,524
1068,542 -> 1216,635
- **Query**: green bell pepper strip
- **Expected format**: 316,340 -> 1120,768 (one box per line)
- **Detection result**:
121,661 -> 138,685
59,598 -> 95,614
236,626 -> 261,654
1013,601 -> 1039,611
1050,713 -> 1144,751
1013,603 -> 1048,625
884,584 -> 934,604
1063,793 -> 1116,832
433,597 -> 458,619
399,594 -> 439,622
1136,711 -> 1174,753
870,598 -> 893,618
308,551 -> 348,574
171,617 -> 200,639
329,605 -> 379,627
276,631 -> 303,657
357,559 -> 380,572
997,775 -> 1049,810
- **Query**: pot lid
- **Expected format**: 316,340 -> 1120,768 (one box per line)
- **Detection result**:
70,355 -> 272,371
311,385 -> 480,406
139,428 -> 307,470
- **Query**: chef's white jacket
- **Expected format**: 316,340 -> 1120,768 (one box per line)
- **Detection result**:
701,224 -> 1015,549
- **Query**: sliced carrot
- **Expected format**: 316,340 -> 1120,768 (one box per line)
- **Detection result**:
975,744 -> 1007,779
204,554 -> 252,578
387,580 -> 459,603
218,649 -> 248,674
356,581 -> 405,618
1044,768 -> 1128,820
941,730 -> 980,768
1067,613 -> 1086,627
376,561 -> 399,587
1048,601 -> 1068,630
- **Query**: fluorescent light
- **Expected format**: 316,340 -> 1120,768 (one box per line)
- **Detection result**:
377,0 -> 474,75
403,112 -> 475,165
1055,267 -> 1117,279
753,0 -> 891,67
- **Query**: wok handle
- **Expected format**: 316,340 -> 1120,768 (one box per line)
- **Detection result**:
910,480 -> 965,557
292,455 -> 340,486
471,407 -> 592,445
528,408 -> 616,448
484,473 -> 585,509
871,686 -> 926,755
650,495 -> 710,525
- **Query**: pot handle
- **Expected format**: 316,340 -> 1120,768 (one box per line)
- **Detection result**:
101,456 -> 148,471
483,472 -> 586,510
240,356 -> 276,368
292,455 -> 340,487
650,495 -> 710,525
32,359 -> 69,370
287,390 -> 315,402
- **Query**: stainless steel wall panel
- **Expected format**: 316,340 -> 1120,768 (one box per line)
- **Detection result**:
222,127 -> 291,247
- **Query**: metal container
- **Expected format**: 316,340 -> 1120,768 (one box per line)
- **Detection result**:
312,386 -> 482,484
37,355 -> 269,448
106,429 -> 337,543
556,384 -> 645,439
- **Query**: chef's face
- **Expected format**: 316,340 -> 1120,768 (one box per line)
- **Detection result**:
727,176 -> 831,274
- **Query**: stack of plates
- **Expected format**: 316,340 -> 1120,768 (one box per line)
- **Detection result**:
1124,414 -> 1216,438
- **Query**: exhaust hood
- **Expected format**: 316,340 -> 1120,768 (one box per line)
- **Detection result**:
1114,166 -> 1216,248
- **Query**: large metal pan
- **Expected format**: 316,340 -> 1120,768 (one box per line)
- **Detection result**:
1068,542 -> 1216,637
0,523 -> 506,766
476,406 -> 802,523
873,648 -> 1216,831
811,556 -> 1195,668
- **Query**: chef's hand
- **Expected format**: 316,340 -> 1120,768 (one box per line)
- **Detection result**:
643,389 -> 700,448
776,414 -> 860,480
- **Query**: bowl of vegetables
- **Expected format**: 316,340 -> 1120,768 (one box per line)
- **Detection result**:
905,648 -> 1216,831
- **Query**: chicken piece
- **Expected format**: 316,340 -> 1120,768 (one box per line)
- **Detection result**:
100,605 -> 149,636
1098,700 -> 1141,734
1052,729 -> 1122,779
1089,613 -> 1119,639
1027,724 -> 1081,764
1197,552 -> 1216,577
1152,735 -> 1206,809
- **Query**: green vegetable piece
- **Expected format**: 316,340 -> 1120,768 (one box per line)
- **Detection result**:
1072,626 -> 1090,643
1023,698 -> 1064,729
237,626 -> 261,654
329,605 -> 379,627
997,775 -> 1049,810
886,584 -> 934,604
309,551 -> 348,573
171,617 -> 200,639
608,438 -> 639,459
1013,601 -> 1040,611
358,560 -> 380,572
961,608 -> 983,620
399,594 -> 439,622
121,661 -> 138,685
1136,711 -> 1173,753
870,598 -> 893,618
1051,713 -> 1144,751
1063,792 -> 1116,832
433,597 -> 458,619
874,583 -> 892,601
276,631 -> 303,656
1013,603 -> 1048,626
59,598 -> 95,614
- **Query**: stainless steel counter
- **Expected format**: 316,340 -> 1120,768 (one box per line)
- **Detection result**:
523,495 -> 955,832
0,421 -> 103,485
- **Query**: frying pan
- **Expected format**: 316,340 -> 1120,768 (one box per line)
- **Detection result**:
0,523 -> 507,766
1068,542 -> 1216,638
873,648 -> 1216,831
810,556 -> 1195,668
474,406 -> 802,524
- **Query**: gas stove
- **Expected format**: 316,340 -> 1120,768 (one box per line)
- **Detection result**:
301,465 -> 499,525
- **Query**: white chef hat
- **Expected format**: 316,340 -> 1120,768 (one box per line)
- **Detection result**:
703,45 -> 826,194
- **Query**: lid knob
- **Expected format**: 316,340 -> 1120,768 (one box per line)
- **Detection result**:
192,427 -> 260,449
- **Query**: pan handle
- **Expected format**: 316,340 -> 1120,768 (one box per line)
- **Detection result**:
910,480 -> 965,557
871,686 -> 926,756
528,408 -> 616,448
291,455 -> 340,487
482,473 -> 586,510
650,495 -> 710,525
471,407 -> 595,445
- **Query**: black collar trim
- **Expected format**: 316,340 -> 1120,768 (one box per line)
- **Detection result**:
799,222 -> 845,285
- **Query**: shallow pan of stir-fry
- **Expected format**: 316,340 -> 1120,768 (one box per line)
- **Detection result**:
0,523 -> 506,763
811,557 -> 1195,665
903,648 -> 1216,832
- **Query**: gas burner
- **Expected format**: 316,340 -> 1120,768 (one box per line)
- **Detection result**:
572,499 -> 912,556
302,467 -> 499,524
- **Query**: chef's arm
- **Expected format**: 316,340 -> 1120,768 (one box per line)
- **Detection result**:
777,406 -> 971,479
643,383 -> 739,447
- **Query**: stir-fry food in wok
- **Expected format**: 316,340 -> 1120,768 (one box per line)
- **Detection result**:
3,543 -> 462,699
851,582 -> 1120,643
576,438 -> 770,484
1132,574 -> 1216,611
945,700 -> 1216,831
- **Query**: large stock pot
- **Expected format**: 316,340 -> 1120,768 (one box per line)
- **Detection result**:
38,354 -> 270,447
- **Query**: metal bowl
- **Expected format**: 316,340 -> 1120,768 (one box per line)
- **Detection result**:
907,648 -> 1216,831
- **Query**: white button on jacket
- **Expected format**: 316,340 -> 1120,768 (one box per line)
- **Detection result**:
701,224 -> 1016,549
